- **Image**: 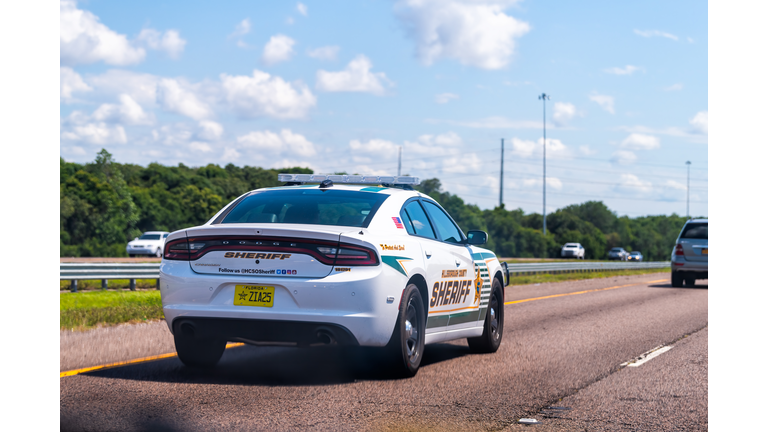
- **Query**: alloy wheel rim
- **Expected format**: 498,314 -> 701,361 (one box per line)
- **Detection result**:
404,298 -> 419,362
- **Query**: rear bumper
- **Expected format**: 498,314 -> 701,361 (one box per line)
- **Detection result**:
159,260 -> 402,347
172,317 -> 359,347
671,256 -> 708,278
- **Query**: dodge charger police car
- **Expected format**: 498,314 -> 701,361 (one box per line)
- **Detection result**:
160,174 -> 506,377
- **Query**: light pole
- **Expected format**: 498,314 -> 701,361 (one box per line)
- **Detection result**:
538,93 -> 550,235
499,138 -> 504,208
686,161 -> 691,218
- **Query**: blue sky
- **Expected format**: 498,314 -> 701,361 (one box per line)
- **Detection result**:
59,0 -> 708,217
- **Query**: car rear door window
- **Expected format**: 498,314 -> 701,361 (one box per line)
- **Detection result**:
680,223 -> 707,239
422,201 -> 464,244
402,201 -> 436,239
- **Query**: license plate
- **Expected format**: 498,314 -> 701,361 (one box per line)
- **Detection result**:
234,285 -> 274,307
702,249 -> 708,255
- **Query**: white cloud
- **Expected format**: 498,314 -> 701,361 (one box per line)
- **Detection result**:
435,93 -> 459,104
633,29 -> 679,41
156,78 -> 214,120
523,177 -> 563,190
237,129 -> 317,157
60,67 -> 92,100
151,123 -> 193,147
262,35 -> 296,65
510,138 -> 569,159
621,133 -> 660,150
428,116 -> 540,129
610,150 -> 637,165
92,94 -> 154,125
297,3 -> 308,16
230,18 -> 251,38
307,46 -> 340,61
87,70 -> 161,106
136,29 -> 187,59
579,145 -> 597,156
604,65 -> 641,75
350,138 -> 400,155
222,147 -> 242,161
189,141 -> 213,153
60,0 -> 146,66
552,102 -> 577,127
220,70 -> 316,119
394,0 -> 530,70
616,173 -> 652,194
316,55 -> 392,95
589,93 -> 615,114
61,112 -> 128,145
664,83 -> 683,91
665,180 -> 687,191
690,111 -> 708,134
196,121 -> 224,141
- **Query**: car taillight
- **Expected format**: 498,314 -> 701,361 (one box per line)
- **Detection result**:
674,244 -> 684,256
335,244 -> 379,266
164,238 -> 191,260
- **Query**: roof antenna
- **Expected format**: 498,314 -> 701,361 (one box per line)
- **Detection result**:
319,179 -> 333,189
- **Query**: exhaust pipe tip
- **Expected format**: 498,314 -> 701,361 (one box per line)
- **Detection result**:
180,322 -> 196,338
316,329 -> 336,345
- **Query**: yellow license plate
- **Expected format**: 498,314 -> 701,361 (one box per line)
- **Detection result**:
702,249 -> 708,255
234,285 -> 274,307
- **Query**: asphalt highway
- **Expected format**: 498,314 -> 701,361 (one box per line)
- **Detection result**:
60,272 -> 708,431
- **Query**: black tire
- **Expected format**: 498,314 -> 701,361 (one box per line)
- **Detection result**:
684,277 -> 696,287
468,278 -> 504,353
155,248 -> 162,258
671,271 -> 683,287
129,254 -> 135,258
385,283 -> 426,377
174,331 -> 226,368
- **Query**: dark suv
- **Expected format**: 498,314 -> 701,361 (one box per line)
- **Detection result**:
671,219 -> 708,287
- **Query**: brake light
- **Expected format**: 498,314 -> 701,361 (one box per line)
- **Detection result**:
164,238 -> 191,260
335,244 -> 379,266
674,244 -> 684,256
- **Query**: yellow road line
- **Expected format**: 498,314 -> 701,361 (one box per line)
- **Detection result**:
60,342 -> 245,378
504,279 -> 667,306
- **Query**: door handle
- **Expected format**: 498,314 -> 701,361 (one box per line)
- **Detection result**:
425,250 -> 432,257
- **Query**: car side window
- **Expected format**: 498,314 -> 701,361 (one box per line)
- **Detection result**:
402,201 -> 436,239
422,201 -> 463,244
399,208 -> 416,235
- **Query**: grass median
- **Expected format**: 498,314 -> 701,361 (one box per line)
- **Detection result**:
59,268 -> 669,331
60,290 -> 164,331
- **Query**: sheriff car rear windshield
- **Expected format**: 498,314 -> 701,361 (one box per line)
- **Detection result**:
680,222 -> 708,240
218,189 -> 389,227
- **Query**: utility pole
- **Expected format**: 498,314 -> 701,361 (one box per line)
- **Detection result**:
686,161 -> 691,218
397,146 -> 402,176
538,93 -> 550,235
499,138 -> 504,208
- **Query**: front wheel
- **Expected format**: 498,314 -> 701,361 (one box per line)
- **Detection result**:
468,278 -> 504,353
671,271 -> 683,287
386,284 -> 426,377
155,248 -> 162,258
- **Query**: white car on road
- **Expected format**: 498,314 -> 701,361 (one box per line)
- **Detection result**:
160,174 -> 506,376
127,231 -> 170,257
560,243 -> 585,259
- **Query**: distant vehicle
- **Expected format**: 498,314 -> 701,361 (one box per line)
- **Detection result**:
671,218 -> 707,287
561,243 -> 585,259
126,231 -> 170,257
627,251 -> 643,262
607,247 -> 629,261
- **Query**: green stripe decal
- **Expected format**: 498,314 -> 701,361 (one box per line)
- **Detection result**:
381,256 -> 411,276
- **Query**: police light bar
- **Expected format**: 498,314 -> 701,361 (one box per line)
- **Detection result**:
278,173 -> 421,185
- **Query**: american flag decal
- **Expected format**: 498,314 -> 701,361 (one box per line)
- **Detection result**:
392,217 -> 404,229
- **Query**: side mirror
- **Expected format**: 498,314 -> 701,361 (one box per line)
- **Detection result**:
501,261 -> 510,286
134,237 -> 139,241
466,230 -> 487,245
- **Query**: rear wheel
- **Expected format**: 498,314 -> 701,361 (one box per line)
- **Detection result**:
386,284 -> 425,377
155,248 -> 162,258
671,271 -> 683,287
468,278 -> 504,353
174,330 -> 226,368
129,254 -> 135,258
684,277 -> 696,286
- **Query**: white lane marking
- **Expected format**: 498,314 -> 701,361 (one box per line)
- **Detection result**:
621,345 -> 673,368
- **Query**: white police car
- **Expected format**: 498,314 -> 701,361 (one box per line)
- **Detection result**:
127,231 -> 170,257
160,174 -> 506,376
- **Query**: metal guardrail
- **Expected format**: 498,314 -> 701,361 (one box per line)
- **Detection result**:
61,261 -> 670,292
60,263 -> 162,292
